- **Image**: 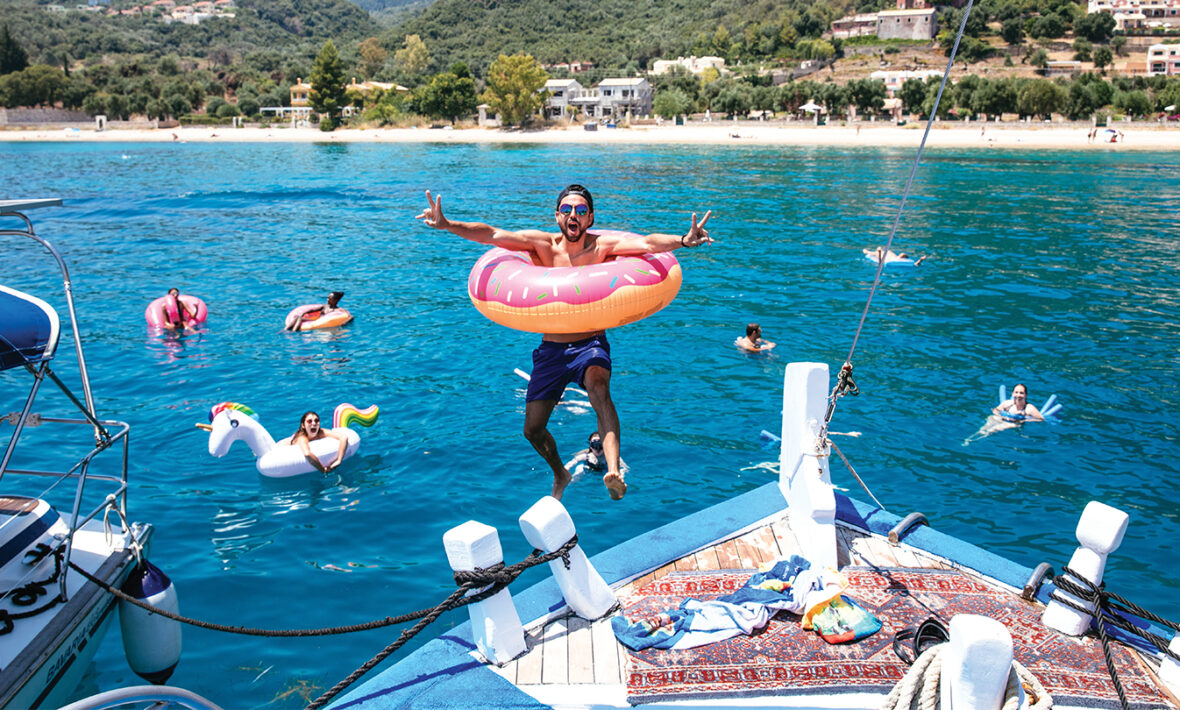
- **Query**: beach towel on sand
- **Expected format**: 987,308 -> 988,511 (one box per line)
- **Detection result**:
612,555 -> 878,651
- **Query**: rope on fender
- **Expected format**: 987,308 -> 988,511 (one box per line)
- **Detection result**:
880,644 -> 1053,710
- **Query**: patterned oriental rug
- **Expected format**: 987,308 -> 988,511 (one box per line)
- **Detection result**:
620,567 -> 1176,708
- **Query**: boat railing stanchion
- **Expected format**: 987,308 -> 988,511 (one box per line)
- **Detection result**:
941,615 -> 1017,710
888,512 -> 929,545
519,496 -> 616,620
1041,501 -> 1129,636
442,521 -> 526,665
779,362 -> 837,570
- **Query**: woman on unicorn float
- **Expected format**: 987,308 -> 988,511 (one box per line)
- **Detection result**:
291,411 -> 349,473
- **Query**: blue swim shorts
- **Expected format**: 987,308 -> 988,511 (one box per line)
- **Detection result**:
525,335 -> 611,402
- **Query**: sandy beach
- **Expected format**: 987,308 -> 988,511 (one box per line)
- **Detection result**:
2,121 -> 1178,149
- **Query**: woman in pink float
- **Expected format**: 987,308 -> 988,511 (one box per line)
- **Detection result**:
145,287 -> 207,331
417,184 -> 712,503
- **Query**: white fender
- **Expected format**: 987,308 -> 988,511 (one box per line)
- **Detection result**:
119,559 -> 182,684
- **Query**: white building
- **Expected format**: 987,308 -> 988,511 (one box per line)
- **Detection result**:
649,56 -> 726,76
831,13 -> 880,39
876,8 -> 938,40
541,79 -> 583,119
1147,42 -> 1180,74
565,78 -> 653,120
869,69 -> 942,97
1089,0 -> 1180,29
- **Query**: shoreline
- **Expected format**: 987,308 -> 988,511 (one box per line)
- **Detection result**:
2,121 -> 1178,150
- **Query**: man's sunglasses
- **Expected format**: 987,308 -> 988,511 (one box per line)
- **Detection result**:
558,204 -> 589,216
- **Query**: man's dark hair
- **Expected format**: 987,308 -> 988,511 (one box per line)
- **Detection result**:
747,323 -> 761,338
556,184 -> 593,213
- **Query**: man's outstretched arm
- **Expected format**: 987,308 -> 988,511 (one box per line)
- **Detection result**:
604,210 -> 713,255
416,189 -> 548,251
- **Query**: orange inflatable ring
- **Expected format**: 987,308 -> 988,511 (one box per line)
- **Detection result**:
467,230 -> 682,334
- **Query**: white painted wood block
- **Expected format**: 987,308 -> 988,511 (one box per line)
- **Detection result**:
1159,634 -> 1180,696
519,496 -> 616,620
778,362 -> 837,571
1042,501 -> 1129,636
443,520 -> 526,665
940,614 -> 1018,710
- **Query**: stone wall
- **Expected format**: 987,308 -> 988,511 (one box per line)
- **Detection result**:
0,107 -> 91,125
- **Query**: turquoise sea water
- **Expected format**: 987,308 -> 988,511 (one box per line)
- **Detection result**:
2,140 -> 1178,708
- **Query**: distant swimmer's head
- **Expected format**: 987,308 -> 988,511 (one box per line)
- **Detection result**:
168,287 -> 180,297
556,184 -> 594,242
746,323 -> 761,338
328,291 -> 344,307
588,431 -> 603,453
1012,383 -> 1029,402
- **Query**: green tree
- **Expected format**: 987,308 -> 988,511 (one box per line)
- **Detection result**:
1075,12 -> 1116,43
0,25 -> 28,76
899,78 -> 927,115
418,70 -> 477,123
359,37 -> 388,78
1073,38 -> 1093,62
1111,36 -> 1128,56
1093,46 -> 1113,72
1000,18 -> 1024,46
713,81 -> 753,118
1017,79 -> 1066,118
847,77 -> 886,115
482,53 -> 547,127
394,34 -> 430,78
1027,48 -> 1049,70
1029,14 -> 1067,40
238,96 -> 261,117
309,39 -> 347,130
653,88 -> 692,118
971,79 -> 1019,117
0,64 -> 68,108
1113,89 -> 1152,117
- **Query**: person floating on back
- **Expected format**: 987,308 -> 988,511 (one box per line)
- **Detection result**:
735,323 -> 775,353
417,184 -> 712,501
864,247 -> 927,266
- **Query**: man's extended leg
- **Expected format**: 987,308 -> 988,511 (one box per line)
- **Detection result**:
523,399 -> 573,500
583,366 -> 624,500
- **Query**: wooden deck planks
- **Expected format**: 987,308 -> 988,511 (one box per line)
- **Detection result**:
540,617 -> 569,685
504,517 -> 967,690
589,615 -> 622,685
514,625 -> 544,685
566,616 -> 595,684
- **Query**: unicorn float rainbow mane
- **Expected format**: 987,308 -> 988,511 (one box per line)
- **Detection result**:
204,402 -> 379,478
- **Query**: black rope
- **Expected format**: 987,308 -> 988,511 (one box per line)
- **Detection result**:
0,547 -> 66,634
306,535 -> 580,710
68,534 -> 578,641
1049,565 -> 1180,710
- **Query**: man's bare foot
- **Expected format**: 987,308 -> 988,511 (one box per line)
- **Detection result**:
603,472 -> 627,500
552,468 -> 572,500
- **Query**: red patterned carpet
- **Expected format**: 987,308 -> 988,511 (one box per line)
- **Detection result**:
620,566 -> 1176,708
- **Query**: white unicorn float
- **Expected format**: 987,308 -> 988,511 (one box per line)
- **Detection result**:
200,402 -> 379,478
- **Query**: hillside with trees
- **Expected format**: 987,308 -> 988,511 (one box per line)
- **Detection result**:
0,0 -> 1177,129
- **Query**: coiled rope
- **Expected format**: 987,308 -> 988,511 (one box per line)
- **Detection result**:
1049,565 -> 1180,710
880,644 -> 1053,710
827,0 -> 976,431
70,535 -> 581,708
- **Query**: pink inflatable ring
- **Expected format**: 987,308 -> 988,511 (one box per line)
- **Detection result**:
145,294 -> 207,328
467,230 -> 682,334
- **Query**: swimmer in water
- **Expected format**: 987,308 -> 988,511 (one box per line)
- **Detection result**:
865,247 -> 927,265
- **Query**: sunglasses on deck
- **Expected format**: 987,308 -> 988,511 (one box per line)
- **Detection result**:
558,204 -> 589,216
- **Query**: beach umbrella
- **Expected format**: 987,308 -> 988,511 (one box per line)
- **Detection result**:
1166,104 -> 1176,111
799,101 -> 822,113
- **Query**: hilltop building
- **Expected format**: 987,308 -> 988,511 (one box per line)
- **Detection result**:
1088,0 -> 1180,30
649,56 -> 727,76
830,0 -> 937,41
1147,42 -> 1180,74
